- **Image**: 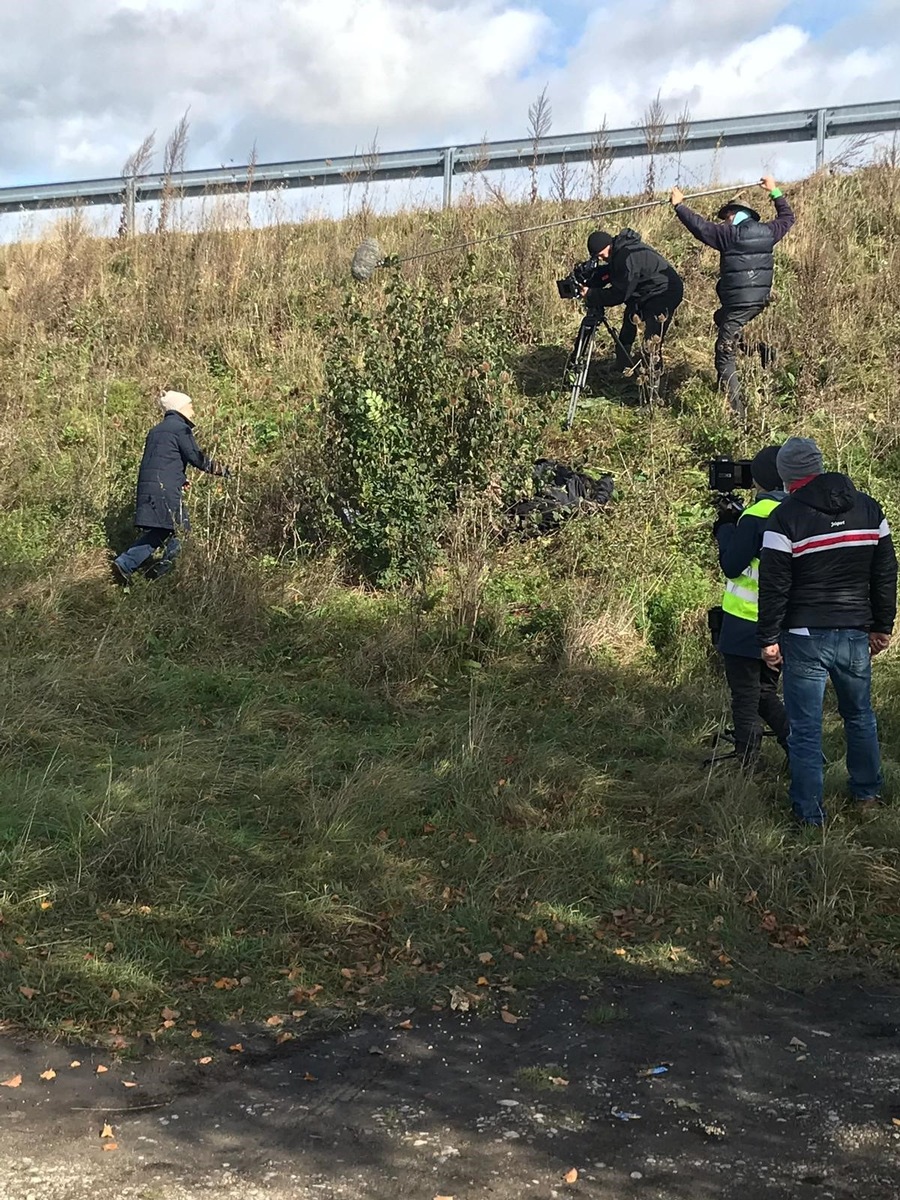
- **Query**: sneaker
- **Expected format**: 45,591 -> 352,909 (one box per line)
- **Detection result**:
110,560 -> 131,587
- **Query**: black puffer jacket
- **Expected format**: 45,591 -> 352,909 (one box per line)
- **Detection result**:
757,473 -> 897,644
674,193 -> 794,309
589,229 -> 682,309
133,411 -> 222,531
717,220 -> 775,307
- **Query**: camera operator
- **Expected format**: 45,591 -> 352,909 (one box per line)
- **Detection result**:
714,445 -> 790,769
670,176 -> 795,418
579,229 -> 684,371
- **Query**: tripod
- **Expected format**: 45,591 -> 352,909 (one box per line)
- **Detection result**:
564,308 -> 635,430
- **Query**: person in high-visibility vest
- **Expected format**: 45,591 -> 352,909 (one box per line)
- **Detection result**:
714,445 -> 789,768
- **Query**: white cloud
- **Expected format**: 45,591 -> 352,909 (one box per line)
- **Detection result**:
0,0 -> 896,197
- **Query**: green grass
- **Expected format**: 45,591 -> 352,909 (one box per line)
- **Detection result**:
1,163 -> 900,1045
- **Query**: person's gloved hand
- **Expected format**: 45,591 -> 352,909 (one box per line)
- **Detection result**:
712,501 -> 742,537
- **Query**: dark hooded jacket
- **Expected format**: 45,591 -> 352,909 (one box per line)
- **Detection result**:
757,472 -> 897,645
134,410 -> 222,531
587,229 -> 682,310
674,194 -> 794,309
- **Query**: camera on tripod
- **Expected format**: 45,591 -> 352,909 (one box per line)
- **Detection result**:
556,259 -> 607,300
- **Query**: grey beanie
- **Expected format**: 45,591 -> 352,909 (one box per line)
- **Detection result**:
776,437 -> 824,484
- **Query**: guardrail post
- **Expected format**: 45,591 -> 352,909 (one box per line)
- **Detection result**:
122,178 -> 136,236
442,147 -> 456,210
815,108 -> 827,169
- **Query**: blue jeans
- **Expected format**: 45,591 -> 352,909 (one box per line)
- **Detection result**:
114,526 -> 182,579
782,629 -> 882,825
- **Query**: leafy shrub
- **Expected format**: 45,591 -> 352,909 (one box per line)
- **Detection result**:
318,272 -> 541,585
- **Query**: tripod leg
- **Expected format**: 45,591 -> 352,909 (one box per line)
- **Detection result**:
601,317 -> 634,369
565,323 -> 596,429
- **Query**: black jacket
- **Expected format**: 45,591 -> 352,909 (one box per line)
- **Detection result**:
757,473 -> 897,645
675,194 -> 795,309
134,411 -> 222,531
587,229 -> 682,310
715,489 -> 785,658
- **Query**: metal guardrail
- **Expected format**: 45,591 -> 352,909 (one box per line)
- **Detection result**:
0,99 -> 897,219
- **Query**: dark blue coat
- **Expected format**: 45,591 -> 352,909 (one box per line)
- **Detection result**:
134,411 -> 220,531
715,489 -> 786,657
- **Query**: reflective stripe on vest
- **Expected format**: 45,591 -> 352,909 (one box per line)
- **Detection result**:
721,497 -> 781,622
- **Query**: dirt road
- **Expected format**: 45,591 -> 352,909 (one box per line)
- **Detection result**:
1,978 -> 898,1199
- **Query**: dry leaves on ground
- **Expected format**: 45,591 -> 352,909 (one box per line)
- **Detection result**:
1,1074 -> 22,1088
564,1168 -> 579,1183
39,1069 -> 56,1081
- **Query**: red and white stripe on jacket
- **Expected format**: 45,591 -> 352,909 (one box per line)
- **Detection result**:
763,519 -> 890,557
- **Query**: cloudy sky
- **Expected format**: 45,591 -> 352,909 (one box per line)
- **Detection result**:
0,0 -> 897,192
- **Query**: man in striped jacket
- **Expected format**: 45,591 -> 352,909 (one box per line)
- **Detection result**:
758,438 -> 897,826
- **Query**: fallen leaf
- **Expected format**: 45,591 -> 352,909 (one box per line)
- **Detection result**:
1,1074 -> 22,1088
101,1142 -> 118,1152
500,1009 -> 519,1024
788,1037 -> 807,1050
275,1032 -> 294,1045
303,1071 -> 317,1082
39,1069 -> 56,1081
161,1006 -> 180,1022
449,986 -> 470,1012
95,1065 -> 108,1074
161,1020 -> 176,1030
434,1195 -> 454,1200
340,967 -> 355,979
533,927 -> 548,946
228,1043 -> 243,1053
100,1123 -> 115,1139
613,947 -> 627,957
423,823 -> 437,834
213,977 -> 239,990
69,1060 -> 81,1069
477,952 -> 494,965
18,986 -> 38,1000
265,1014 -> 284,1027
396,1019 -> 413,1030
40,901 -> 53,911
122,1081 -> 138,1088
191,1029 -> 203,1040
712,978 -> 731,988
476,976 -> 490,987
892,1118 -> 900,1128
564,1168 -> 579,1184
550,1076 -> 569,1087
110,989 -> 121,1003
199,1056 -> 213,1065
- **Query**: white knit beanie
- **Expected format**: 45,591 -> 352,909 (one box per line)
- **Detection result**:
158,390 -> 194,416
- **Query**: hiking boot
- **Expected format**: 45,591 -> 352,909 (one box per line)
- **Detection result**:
854,796 -> 883,814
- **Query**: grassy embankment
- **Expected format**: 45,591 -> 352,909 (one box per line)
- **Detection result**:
1,162 -> 899,1047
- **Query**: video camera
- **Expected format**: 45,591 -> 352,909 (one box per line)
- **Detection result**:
556,259 -> 608,301
708,456 -> 753,518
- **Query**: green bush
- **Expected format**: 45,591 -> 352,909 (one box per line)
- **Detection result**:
319,273 -> 541,584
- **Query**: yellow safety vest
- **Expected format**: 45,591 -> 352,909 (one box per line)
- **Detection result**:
721,496 -> 781,623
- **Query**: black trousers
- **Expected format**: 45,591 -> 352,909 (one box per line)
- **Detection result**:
722,653 -> 790,764
617,282 -> 685,369
713,304 -> 767,416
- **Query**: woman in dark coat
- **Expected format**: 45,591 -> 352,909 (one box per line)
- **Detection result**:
112,391 -> 228,583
